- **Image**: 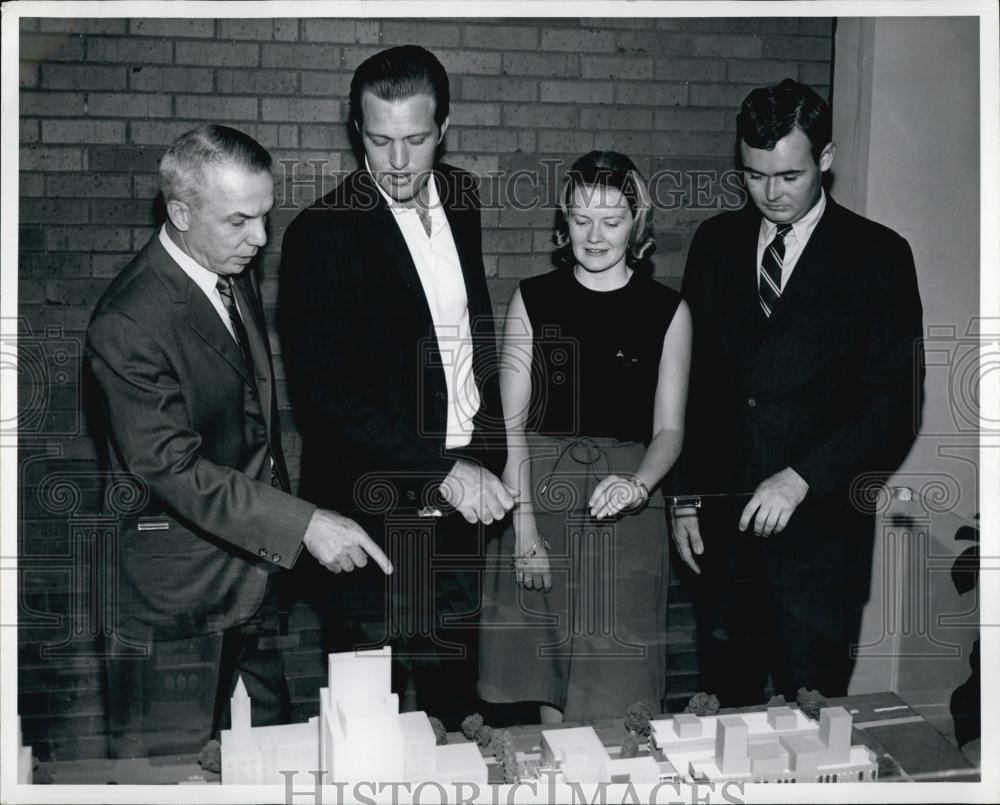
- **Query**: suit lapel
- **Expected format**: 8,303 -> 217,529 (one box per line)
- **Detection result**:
145,235 -> 255,387
233,270 -> 273,424
347,171 -> 435,315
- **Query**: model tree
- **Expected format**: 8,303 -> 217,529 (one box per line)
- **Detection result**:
619,733 -> 640,759
461,713 -> 484,741
491,730 -> 518,784
624,700 -> 655,737
766,694 -> 787,707
684,692 -> 720,717
428,716 -> 448,746
877,752 -> 902,779
475,724 -> 494,749
795,687 -> 828,721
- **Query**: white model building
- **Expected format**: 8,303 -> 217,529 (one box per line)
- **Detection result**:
540,726 -> 659,784
649,705 -> 877,783
17,716 -> 33,784
221,646 -> 487,785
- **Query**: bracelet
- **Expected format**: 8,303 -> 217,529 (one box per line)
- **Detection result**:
511,537 -> 552,569
623,474 -> 650,509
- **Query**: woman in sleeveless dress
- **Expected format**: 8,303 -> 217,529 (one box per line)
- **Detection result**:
478,151 -> 692,723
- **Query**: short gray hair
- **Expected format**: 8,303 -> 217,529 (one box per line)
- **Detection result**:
158,124 -> 272,206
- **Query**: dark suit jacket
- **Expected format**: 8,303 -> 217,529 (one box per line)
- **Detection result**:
681,196 -> 924,586
278,163 -> 507,519
87,235 -> 315,638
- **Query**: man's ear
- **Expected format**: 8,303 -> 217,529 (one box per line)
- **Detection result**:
165,198 -> 191,232
818,141 -> 836,173
437,115 -> 450,144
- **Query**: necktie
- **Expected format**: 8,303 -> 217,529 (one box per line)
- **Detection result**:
759,223 -> 793,318
216,276 -> 286,490
216,276 -> 255,376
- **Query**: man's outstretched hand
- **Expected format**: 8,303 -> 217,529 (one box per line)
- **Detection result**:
303,508 -> 392,574
440,459 -> 518,525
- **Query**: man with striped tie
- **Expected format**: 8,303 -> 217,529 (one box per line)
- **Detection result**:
674,80 -> 924,706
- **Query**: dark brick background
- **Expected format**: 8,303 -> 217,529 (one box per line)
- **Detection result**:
16,16 -> 833,760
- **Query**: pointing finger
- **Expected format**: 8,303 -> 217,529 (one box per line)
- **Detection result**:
359,533 -> 393,575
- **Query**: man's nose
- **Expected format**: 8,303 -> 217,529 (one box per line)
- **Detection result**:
389,142 -> 408,170
765,178 -> 781,201
247,218 -> 267,248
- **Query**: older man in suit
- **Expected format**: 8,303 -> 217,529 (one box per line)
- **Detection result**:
87,124 -> 390,756
674,80 -> 924,705
278,46 -> 510,726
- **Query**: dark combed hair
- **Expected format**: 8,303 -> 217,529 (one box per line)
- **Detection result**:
552,150 -> 655,270
349,45 -> 450,127
158,124 -> 271,206
737,78 -> 832,163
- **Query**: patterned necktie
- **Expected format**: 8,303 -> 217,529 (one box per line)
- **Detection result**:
759,223 -> 793,318
216,276 -> 285,489
216,276 -> 255,376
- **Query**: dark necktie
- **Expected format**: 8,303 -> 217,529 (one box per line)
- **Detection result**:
216,276 -> 287,490
216,276 -> 255,376
759,223 -> 793,318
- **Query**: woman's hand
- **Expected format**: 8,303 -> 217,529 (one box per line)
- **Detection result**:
513,523 -> 552,592
588,474 -> 649,519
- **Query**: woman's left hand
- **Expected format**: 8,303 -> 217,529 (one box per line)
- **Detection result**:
588,474 -> 649,519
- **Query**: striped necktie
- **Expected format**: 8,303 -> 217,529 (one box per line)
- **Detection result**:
759,223 -> 793,318
216,276 -> 255,376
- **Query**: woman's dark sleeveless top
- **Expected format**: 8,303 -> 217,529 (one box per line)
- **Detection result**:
519,268 -> 681,442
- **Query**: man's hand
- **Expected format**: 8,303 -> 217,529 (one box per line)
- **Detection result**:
302,509 -> 392,574
739,467 -> 809,537
440,459 -> 518,525
671,506 -> 704,574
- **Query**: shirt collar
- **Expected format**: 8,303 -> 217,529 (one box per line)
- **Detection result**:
365,155 -> 440,217
158,224 -> 223,298
761,188 -> 827,242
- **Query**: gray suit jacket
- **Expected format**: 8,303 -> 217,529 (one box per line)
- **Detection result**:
87,234 -> 314,638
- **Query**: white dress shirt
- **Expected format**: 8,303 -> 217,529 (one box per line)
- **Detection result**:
158,225 -> 240,343
368,163 -> 480,448
756,189 -> 827,291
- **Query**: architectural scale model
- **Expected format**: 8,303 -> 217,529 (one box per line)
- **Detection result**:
539,726 -> 660,784
649,705 -> 878,783
221,647 -> 487,785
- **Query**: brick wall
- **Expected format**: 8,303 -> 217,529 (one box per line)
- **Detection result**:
17,16 -> 833,760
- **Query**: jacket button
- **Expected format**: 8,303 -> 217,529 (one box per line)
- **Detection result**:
271,553 -> 281,563
258,548 -> 268,557
747,397 -> 757,408
434,391 -> 446,401
406,490 -> 417,501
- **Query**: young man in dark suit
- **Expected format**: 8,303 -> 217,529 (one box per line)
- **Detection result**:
278,46 -> 511,726
87,125 -> 390,756
674,79 -> 924,705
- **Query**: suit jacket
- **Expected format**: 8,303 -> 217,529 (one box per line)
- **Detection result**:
87,235 -> 315,638
278,163 -> 507,519
681,196 -> 924,585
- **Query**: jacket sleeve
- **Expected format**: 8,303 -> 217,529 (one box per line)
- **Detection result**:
793,233 -> 925,499
86,309 -> 315,567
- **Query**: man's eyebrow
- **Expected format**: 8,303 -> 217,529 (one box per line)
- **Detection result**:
744,167 -> 805,176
